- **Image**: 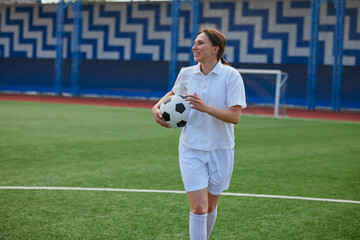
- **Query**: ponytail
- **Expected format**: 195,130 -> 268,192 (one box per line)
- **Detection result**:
220,56 -> 229,66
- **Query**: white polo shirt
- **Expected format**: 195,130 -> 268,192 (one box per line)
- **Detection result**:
172,61 -> 247,151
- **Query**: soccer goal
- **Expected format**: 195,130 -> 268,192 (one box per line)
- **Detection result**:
236,69 -> 289,118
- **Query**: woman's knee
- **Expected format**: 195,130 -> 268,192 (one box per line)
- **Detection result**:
190,201 -> 208,215
187,188 -> 209,215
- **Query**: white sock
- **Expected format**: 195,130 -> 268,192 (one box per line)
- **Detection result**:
189,212 -> 208,240
206,207 -> 217,240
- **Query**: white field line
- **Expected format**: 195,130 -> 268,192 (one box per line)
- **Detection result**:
1,186 -> 359,204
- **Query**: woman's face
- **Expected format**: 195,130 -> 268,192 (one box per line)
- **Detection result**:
192,33 -> 219,63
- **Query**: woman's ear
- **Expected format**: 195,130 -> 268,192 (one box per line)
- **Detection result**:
213,46 -> 219,56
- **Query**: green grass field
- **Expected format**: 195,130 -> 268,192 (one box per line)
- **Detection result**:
0,100 -> 359,239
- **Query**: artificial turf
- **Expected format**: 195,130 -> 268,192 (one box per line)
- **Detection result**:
0,101 -> 359,239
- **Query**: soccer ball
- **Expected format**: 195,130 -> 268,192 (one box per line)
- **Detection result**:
160,95 -> 190,128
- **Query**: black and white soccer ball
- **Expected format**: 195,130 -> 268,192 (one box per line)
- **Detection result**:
160,95 -> 190,128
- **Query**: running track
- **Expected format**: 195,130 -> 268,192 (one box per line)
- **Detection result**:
1,93 -> 359,122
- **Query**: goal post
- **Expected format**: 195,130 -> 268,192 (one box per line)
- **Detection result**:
236,69 -> 289,118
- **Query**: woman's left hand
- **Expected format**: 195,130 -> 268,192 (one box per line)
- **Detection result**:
186,92 -> 209,113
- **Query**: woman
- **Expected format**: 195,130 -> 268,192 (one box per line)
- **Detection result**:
152,28 -> 246,240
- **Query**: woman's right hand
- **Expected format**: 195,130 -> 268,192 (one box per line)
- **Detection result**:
152,106 -> 171,128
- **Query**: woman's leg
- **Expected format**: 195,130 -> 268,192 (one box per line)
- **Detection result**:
207,193 -> 219,239
207,192 -> 219,213
187,189 -> 220,240
187,188 -> 209,214
187,188 -> 208,240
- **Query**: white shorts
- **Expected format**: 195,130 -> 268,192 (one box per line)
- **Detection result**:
178,144 -> 234,196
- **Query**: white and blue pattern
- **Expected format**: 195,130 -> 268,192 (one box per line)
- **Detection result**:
0,0 -> 359,65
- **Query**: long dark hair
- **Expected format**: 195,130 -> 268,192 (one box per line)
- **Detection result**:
198,27 -> 229,65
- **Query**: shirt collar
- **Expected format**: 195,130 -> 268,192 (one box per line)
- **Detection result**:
212,60 -> 225,75
192,60 -> 225,75
192,64 -> 202,74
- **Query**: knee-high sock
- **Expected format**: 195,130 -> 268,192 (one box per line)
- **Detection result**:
206,207 -> 217,239
190,212 -> 207,240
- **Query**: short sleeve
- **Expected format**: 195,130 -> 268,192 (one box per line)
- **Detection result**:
226,69 -> 247,109
172,68 -> 186,96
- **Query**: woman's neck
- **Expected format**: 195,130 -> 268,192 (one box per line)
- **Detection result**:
200,58 -> 218,76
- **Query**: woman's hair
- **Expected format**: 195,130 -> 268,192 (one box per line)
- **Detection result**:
198,27 -> 229,65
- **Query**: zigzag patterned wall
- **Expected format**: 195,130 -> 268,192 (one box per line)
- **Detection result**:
0,0 -> 359,65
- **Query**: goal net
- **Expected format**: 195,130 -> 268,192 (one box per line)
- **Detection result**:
237,69 -> 288,118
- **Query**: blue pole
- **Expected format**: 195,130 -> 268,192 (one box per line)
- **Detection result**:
168,0 -> 201,91
331,0 -> 345,111
306,0 -> 320,110
54,0 -> 64,96
168,0 -> 180,91
189,0 -> 200,66
71,0 -> 82,97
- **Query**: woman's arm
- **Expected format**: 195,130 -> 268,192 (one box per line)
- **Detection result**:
186,92 -> 242,124
152,90 -> 175,128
